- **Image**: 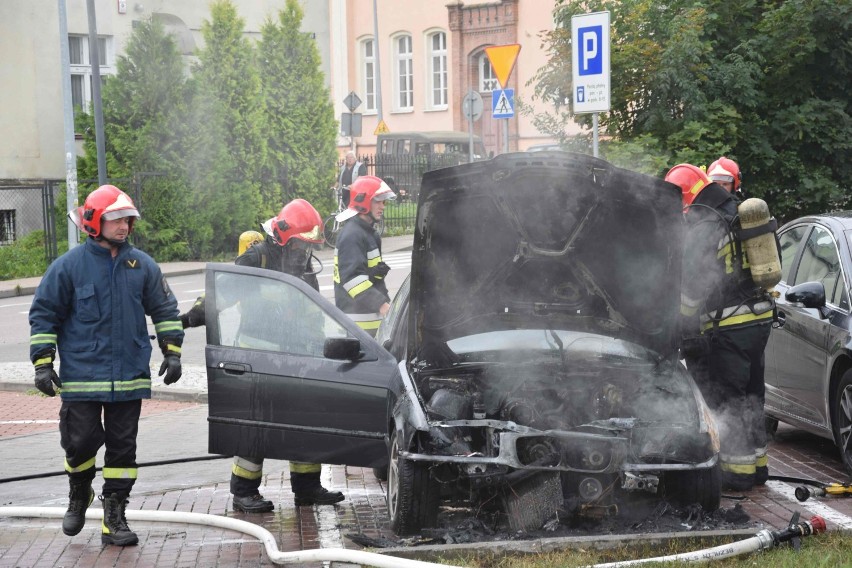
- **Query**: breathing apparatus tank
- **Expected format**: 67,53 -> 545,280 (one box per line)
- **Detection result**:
238,230 -> 264,255
737,198 -> 782,292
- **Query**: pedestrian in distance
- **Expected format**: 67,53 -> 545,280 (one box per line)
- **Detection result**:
180,199 -> 346,512
666,164 -> 778,492
337,150 -> 367,208
28,184 -> 184,546
332,176 -> 395,337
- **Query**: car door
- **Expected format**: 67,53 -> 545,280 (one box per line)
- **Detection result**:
204,263 -> 398,468
771,224 -> 839,431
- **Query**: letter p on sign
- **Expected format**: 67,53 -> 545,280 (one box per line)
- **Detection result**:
578,26 -> 602,75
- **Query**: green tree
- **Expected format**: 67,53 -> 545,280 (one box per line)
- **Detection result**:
531,0 -> 851,220
75,18 -> 193,259
258,0 -> 338,214
188,0 -> 268,255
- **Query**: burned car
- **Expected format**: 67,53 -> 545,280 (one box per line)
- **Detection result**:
203,151 -> 721,536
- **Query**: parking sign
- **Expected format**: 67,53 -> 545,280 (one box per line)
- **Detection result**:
571,11 -> 610,113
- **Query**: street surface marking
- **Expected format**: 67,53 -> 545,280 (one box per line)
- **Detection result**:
1,420 -> 59,425
316,465 -> 345,561
0,302 -> 33,309
766,480 -> 852,529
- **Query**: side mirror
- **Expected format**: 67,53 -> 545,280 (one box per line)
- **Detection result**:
785,281 -> 826,309
324,337 -> 362,361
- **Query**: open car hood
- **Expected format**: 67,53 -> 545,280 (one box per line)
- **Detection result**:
409,151 -> 684,363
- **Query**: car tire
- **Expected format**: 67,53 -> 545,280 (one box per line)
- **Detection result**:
832,369 -> 852,475
664,463 -> 721,512
765,416 -> 779,441
373,466 -> 388,482
386,431 -> 439,535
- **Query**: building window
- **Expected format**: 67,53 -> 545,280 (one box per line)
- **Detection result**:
427,31 -> 447,109
361,39 -> 377,112
0,210 -> 15,245
393,34 -> 413,111
479,54 -> 498,92
68,35 -> 115,116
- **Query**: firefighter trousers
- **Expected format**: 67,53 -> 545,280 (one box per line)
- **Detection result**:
230,457 -> 323,497
59,399 -> 142,497
686,323 -> 772,462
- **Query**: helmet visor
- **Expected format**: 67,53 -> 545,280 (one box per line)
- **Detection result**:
709,174 -> 734,184
102,208 -> 140,221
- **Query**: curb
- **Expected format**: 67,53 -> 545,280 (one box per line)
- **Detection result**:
377,528 -> 761,562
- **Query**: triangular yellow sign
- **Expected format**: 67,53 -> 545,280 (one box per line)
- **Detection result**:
485,44 -> 521,89
373,120 -> 390,135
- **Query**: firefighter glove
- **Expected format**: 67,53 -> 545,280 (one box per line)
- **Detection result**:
179,295 -> 206,328
370,261 -> 391,280
158,355 -> 182,385
35,363 -> 62,397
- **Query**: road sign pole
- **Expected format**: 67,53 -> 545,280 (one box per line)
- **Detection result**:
593,113 -> 599,158
468,89 -> 474,163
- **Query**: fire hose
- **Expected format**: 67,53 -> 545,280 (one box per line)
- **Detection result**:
586,513 -> 826,567
765,474 -> 852,502
0,506 -> 463,568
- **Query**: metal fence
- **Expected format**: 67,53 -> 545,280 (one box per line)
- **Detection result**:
357,152 -> 468,203
0,181 -> 58,265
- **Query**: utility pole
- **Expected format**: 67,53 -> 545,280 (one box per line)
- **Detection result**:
86,0 -> 107,184
58,0 -> 79,248
372,0 -> 383,123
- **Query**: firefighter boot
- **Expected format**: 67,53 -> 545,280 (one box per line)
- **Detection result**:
100,493 -> 138,546
62,479 -> 94,536
232,493 -> 274,513
291,471 -> 345,506
755,448 -> 769,486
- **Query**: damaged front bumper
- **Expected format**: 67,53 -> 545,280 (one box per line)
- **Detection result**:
401,418 -> 718,476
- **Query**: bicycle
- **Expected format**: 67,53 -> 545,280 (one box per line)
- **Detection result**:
322,185 -> 384,247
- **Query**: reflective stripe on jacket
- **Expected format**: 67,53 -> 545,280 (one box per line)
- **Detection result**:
333,217 -> 389,331
28,238 -> 182,402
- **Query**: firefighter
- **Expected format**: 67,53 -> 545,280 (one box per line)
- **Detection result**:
666,164 -> 775,491
332,175 -> 395,336
28,185 -> 184,546
180,199 -> 345,511
707,156 -> 743,199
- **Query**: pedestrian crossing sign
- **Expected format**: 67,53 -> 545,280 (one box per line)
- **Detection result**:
491,89 -> 514,119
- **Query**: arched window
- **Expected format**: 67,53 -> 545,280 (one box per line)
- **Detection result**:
426,31 -> 447,109
393,34 -> 413,111
361,38 -> 377,112
478,53 -> 498,92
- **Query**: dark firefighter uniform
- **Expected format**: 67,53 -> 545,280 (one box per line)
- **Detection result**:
333,216 -> 390,336
681,182 -> 774,491
29,237 -> 183,497
227,237 -> 340,505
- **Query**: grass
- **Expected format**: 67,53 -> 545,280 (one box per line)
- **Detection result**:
0,230 -> 67,280
432,530 -> 852,567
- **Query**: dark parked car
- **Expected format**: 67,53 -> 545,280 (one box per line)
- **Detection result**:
763,213 -> 852,473
203,151 -> 722,535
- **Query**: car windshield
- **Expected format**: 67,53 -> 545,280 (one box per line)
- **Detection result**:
446,329 -> 658,367
846,229 -> 852,253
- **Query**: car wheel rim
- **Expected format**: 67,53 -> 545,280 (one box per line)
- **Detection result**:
387,433 -> 400,519
839,384 -> 852,461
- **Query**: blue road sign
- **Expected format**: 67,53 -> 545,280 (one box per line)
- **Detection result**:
492,88 -> 514,119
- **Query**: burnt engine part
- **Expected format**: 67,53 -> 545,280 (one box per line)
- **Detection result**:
500,471 -> 563,533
